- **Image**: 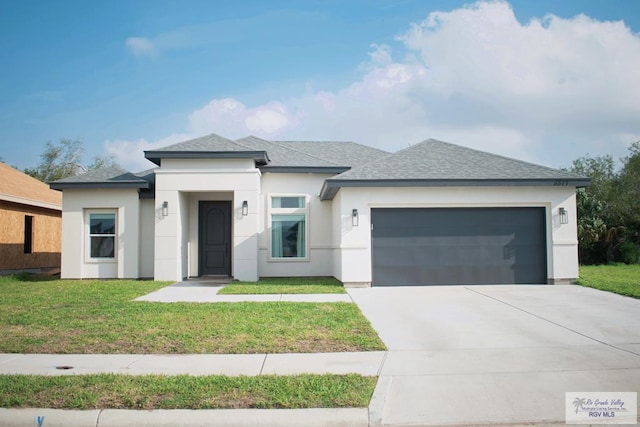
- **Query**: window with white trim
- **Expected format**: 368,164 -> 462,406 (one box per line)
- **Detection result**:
270,196 -> 307,259
88,212 -> 116,259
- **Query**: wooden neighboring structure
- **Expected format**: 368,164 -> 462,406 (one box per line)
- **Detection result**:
0,162 -> 62,274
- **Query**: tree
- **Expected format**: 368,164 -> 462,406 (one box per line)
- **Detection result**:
570,142 -> 640,264
575,188 -> 607,263
24,139 -> 118,183
570,154 -> 618,222
617,141 -> 640,226
615,141 -> 640,263
569,154 -> 617,263
87,154 -> 118,171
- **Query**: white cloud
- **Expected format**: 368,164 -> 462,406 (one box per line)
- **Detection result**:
361,43 -> 393,70
107,1 -> 640,170
125,37 -> 157,58
188,99 -> 292,137
103,133 -> 189,171
244,107 -> 290,133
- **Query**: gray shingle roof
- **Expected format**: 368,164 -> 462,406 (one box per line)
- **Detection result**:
134,168 -> 157,198
273,141 -> 389,169
146,133 -> 387,170
320,139 -> 590,200
145,133 -> 269,166
235,136 -> 344,170
49,166 -> 149,190
134,168 -> 157,184
153,133 -> 252,152
53,135 -> 589,197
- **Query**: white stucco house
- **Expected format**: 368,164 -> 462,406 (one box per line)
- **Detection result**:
50,133 -> 589,286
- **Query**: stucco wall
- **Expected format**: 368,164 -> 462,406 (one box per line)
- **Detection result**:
258,173 -> 334,277
139,198 -> 155,278
0,201 -> 61,271
333,185 -> 579,285
331,191 -> 344,280
154,158 -> 260,282
60,188 -> 140,279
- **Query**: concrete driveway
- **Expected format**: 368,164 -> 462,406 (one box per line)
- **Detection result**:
348,285 -> 640,426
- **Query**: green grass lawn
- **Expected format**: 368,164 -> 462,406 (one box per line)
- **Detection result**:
0,374 -> 376,409
219,277 -> 345,294
0,276 -> 385,354
577,264 -> 640,298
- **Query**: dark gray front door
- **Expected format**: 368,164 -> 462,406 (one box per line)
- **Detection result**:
371,207 -> 547,286
199,201 -> 231,276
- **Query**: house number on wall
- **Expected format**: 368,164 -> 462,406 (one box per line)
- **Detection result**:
553,180 -> 569,186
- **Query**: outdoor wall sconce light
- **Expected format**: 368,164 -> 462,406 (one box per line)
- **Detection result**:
352,209 -> 359,227
559,207 -> 568,225
162,201 -> 169,217
242,200 -> 248,216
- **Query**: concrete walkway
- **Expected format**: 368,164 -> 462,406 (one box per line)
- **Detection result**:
135,283 -> 353,303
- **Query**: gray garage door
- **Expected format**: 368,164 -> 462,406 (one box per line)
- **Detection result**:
371,207 -> 547,286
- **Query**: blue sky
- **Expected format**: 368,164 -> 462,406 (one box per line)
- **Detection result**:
1,0 -> 639,172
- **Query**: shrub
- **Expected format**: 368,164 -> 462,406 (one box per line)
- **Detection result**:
618,241 -> 640,264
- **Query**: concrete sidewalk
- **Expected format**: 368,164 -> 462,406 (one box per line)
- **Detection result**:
0,351 -> 385,376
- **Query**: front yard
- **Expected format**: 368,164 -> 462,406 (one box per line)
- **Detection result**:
0,276 -> 385,354
0,275 -> 383,410
577,264 -> 640,298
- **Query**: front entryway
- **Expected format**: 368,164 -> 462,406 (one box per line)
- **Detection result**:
199,201 -> 231,276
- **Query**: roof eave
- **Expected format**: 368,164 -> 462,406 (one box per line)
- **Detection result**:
0,193 -> 62,211
260,166 -> 350,174
319,178 -> 591,200
143,150 -> 269,166
49,182 -> 149,190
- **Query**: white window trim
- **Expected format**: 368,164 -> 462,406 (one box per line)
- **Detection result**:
267,194 -> 310,262
85,209 -> 117,264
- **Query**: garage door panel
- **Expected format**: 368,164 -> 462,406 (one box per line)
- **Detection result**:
371,208 -> 546,286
